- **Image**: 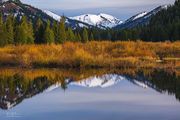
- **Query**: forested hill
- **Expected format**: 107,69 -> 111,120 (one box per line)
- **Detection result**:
106,0 -> 180,41
140,0 -> 180,41
90,0 -> 180,42
0,0 -> 179,46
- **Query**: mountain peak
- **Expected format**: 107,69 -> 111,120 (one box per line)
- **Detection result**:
70,13 -> 122,28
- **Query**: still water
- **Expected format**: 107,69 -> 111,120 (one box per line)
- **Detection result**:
0,68 -> 180,120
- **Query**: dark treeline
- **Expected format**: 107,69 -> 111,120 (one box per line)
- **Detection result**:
0,0 -> 179,46
0,14 -> 91,46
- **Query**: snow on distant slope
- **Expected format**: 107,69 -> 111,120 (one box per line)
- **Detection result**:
133,12 -> 147,20
43,10 -> 61,21
43,10 -> 91,29
70,13 -> 122,28
43,11 -> 122,28
115,5 -> 168,29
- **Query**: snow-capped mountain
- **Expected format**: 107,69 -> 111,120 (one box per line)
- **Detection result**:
114,5 -> 168,29
43,10 -> 122,29
70,13 -> 123,28
45,5 -> 167,29
0,0 -> 169,30
0,0 -> 91,29
43,10 -> 92,29
44,5 -> 168,29
71,74 -> 124,88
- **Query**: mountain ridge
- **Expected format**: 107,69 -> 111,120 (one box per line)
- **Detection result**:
114,5 -> 168,29
0,0 -> 169,30
44,5 -> 168,29
0,0 -> 92,29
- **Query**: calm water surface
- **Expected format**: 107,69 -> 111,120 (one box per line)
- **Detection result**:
0,68 -> 180,120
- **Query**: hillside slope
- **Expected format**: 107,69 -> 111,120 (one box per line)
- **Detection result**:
140,0 -> 180,41
0,0 -> 91,29
114,5 -> 168,29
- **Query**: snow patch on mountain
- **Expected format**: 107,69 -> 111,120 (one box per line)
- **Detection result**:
43,10 -> 61,21
133,12 -> 147,20
115,5 -> 168,29
70,13 -> 122,28
43,10 -> 122,28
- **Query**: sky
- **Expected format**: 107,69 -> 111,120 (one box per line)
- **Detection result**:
21,0 -> 175,20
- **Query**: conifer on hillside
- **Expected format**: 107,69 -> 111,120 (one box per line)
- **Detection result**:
43,20 -> 55,44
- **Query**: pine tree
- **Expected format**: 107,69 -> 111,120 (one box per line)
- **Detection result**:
14,25 -> 27,44
82,28 -> 88,43
77,33 -> 82,42
43,20 -> 55,44
0,13 -> 3,45
35,18 -> 44,44
57,16 -> 66,44
0,13 -> 6,46
93,29 -> 101,40
89,32 -> 94,41
107,31 -> 111,40
67,27 -> 75,41
74,33 -> 81,42
26,20 -> 34,44
52,21 -> 59,43
15,16 -> 31,44
5,15 -> 14,44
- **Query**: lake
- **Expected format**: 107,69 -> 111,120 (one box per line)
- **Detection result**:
0,68 -> 180,120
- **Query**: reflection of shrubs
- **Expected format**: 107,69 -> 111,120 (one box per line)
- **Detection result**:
0,41 -> 179,68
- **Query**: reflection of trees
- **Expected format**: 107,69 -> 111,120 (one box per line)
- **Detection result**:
0,71 -> 73,109
135,69 -> 180,101
0,74 -> 53,110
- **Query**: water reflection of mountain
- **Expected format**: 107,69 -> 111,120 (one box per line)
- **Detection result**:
70,74 -> 148,88
0,68 -> 179,110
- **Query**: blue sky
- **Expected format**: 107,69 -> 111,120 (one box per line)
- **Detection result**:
21,0 -> 175,20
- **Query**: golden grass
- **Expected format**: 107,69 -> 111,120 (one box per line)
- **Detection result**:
0,41 -> 179,69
